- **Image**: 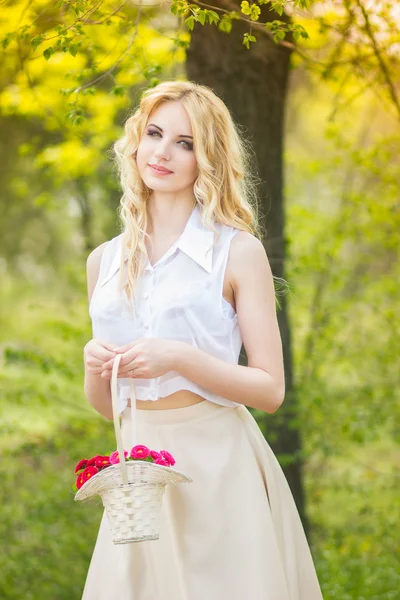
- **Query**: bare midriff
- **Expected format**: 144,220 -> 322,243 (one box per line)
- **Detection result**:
127,389 -> 206,410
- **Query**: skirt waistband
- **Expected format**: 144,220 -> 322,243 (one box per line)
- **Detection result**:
122,400 -> 240,425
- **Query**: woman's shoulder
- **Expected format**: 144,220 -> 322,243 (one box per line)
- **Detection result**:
231,229 -> 262,247
227,230 -> 271,291
226,229 -> 266,274
86,234 -> 123,282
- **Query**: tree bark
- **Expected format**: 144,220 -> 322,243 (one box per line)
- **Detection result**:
186,9 -> 311,534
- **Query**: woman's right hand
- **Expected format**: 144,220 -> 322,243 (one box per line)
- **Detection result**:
83,339 -> 118,376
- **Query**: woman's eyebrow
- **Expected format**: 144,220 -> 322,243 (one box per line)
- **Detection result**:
148,123 -> 193,139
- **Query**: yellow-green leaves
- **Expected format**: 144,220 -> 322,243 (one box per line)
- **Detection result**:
265,20 -> 309,43
243,32 -> 256,49
183,6 -> 220,31
240,1 -> 261,21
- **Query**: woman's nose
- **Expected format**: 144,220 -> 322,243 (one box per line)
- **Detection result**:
153,140 -> 171,160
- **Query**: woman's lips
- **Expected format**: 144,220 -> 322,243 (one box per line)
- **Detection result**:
148,164 -> 173,175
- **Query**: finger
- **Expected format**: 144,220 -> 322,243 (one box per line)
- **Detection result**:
111,348 -> 139,367
112,339 -> 143,353
101,357 -> 129,372
91,343 -> 118,361
118,362 -> 138,374
102,357 -> 115,369
94,352 -> 116,365
102,359 -> 135,375
102,353 -> 129,369
100,368 -> 127,380
111,344 -> 131,353
99,340 -> 120,352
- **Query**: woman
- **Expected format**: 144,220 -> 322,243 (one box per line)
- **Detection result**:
82,80 -> 324,599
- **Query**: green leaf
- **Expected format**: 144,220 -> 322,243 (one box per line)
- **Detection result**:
81,87 -> 96,96
242,32 -> 256,49
185,15 -> 195,31
68,43 -> 80,57
218,16 -> 232,33
270,0 -> 284,16
273,30 -> 286,42
43,47 -> 53,61
207,10 -> 220,24
110,85 -> 126,97
197,10 -> 206,25
31,35 -> 45,51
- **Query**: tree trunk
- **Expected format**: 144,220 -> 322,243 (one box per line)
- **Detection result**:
186,10 -> 311,534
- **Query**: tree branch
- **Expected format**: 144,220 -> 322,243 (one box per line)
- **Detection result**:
355,0 -> 400,120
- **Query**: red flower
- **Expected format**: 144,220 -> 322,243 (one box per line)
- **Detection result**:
94,455 -> 111,469
109,450 -> 128,464
130,445 -> 150,460
74,458 -> 88,473
76,466 -> 99,490
154,457 -> 169,466
86,455 -> 101,467
159,450 -> 175,467
150,450 -> 162,461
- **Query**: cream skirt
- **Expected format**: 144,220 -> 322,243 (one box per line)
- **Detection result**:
81,401 -> 324,600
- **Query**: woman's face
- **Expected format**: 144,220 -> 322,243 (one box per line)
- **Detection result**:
135,100 -> 199,193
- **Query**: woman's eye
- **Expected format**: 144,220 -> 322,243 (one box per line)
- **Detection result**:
147,130 -> 161,137
179,140 -> 193,150
147,130 -> 193,151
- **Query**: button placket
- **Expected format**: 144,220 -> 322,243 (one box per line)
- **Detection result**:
143,268 -> 158,399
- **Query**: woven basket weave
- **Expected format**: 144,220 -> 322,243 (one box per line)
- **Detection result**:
74,353 -> 192,544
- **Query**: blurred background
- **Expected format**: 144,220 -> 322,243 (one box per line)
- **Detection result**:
0,1 -> 399,598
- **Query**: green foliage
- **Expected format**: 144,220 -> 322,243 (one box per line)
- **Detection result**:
265,20 -> 310,42
184,6 -> 220,31
281,72 -> 400,598
243,32 -> 257,49
240,1 -> 261,21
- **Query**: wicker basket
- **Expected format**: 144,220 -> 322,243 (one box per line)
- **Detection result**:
74,353 -> 192,544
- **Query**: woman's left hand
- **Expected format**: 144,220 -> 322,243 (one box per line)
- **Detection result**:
100,338 -> 180,380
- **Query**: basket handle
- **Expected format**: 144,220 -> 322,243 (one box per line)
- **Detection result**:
111,353 -> 138,486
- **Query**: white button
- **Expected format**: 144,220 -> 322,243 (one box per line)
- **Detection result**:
144,323 -> 150,329
143,292 -> 149,300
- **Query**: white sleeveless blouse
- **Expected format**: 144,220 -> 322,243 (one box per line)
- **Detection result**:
89,204 -> 243,415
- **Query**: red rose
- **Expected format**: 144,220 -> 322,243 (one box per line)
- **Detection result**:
74,458 -> 88,473
76,466 -> 99,490
150,450 -> 162,461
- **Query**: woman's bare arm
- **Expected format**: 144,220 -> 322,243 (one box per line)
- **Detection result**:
83,242 -> 115,421
170,232 -> 285,414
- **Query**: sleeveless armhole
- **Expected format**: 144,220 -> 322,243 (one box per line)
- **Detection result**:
88,239 -> 113,317
215,228 -> 240,319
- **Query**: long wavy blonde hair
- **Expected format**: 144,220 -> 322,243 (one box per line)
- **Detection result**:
112,79 -> 263,310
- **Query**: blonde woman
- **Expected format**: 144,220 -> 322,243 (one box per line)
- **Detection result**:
82,80 -> 324,599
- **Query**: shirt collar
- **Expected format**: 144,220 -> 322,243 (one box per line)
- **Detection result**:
100,204 -> 214,286
171,203 -> 214,273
